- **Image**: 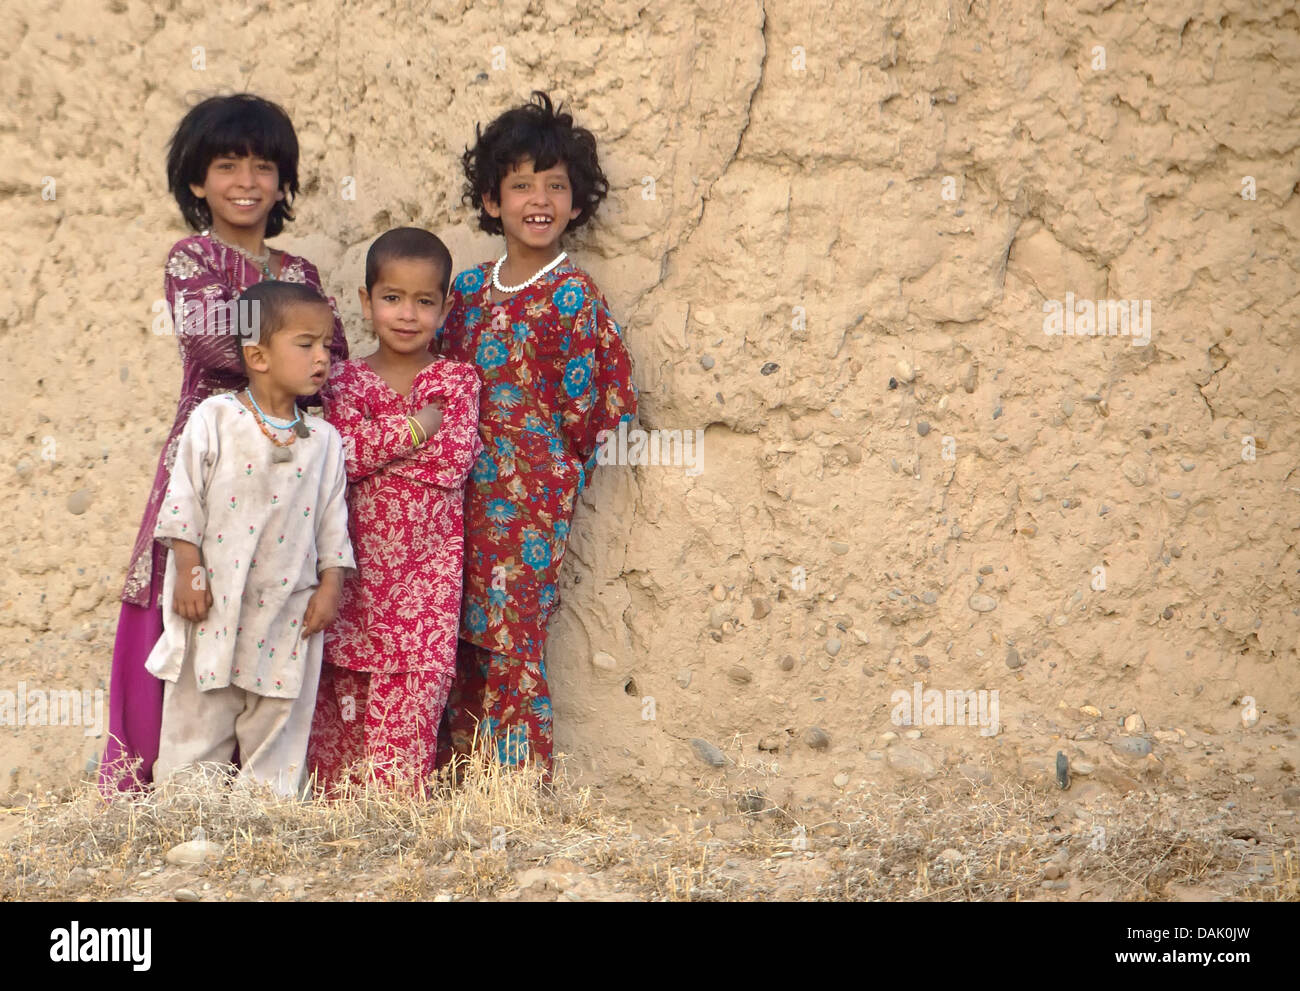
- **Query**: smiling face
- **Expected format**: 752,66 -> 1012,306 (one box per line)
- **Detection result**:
484,158 -> 582,257
243,301 -> 333,397
359,257 -> 450,359
189,153 -> 286,237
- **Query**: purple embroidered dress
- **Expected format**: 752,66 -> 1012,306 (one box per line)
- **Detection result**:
100,234 -> 348,793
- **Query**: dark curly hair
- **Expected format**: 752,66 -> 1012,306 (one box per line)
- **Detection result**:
462,91 -> 608,236
166,93 -> 300,238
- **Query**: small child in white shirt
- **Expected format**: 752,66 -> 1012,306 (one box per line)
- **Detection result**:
147,280 -> 356,796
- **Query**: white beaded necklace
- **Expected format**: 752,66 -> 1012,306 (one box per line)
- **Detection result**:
491,251 -> 567,294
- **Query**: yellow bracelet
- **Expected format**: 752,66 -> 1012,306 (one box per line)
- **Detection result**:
407,417 -> 421,448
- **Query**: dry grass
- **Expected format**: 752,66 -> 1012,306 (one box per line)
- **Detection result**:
823,785 -> 1223,901
1,746 -> 1296,902
0,746 -> 619,902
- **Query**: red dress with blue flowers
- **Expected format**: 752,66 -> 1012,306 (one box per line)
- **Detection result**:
433,260 -> 637,771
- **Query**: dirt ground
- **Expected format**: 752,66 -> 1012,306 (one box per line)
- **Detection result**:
3,723 -> 1296,902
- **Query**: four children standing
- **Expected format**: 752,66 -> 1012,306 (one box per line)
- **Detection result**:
103,89 -> 636,796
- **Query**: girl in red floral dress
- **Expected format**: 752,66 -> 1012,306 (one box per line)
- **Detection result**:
434,92 -> 638,779
306,228 -> 482,793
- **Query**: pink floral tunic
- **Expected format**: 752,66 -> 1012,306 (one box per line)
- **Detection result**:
320,357 -> 484,676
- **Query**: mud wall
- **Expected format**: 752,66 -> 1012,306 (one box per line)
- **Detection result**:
2,0 -> 1297,806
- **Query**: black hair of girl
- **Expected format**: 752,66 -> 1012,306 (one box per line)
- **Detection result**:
166,94 -> 300,238
462,90 -> 608,236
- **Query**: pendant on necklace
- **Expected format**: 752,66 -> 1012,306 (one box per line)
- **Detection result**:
270,446 -> 293,463
292,420 -> 311,438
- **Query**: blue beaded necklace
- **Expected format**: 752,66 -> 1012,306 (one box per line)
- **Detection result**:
244,388 -> 301,431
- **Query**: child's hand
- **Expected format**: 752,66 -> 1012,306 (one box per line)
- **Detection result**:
300,569 -> 345,638
170,540 -> 212,622
173,580 -> 213,622
412,400 -> 444,442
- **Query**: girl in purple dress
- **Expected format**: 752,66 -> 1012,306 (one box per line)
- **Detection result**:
100,94 -> 349,794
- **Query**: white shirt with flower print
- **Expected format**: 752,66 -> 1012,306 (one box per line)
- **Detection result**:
146,394 -> 356,699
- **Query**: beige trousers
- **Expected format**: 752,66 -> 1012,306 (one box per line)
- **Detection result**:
154,646 -> 321,799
